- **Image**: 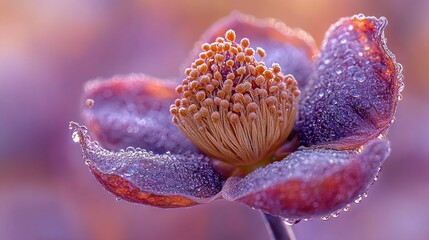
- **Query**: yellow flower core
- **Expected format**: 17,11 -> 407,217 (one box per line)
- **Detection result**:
170,29 -> 300,172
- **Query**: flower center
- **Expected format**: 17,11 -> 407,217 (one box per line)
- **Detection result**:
170,30 -> 300,173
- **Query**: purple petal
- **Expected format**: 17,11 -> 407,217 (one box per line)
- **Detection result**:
69,122 -> 223,208
222,139 -> 390,219
82,74 -> 198,154
298,15 -> 403,148
191,11 -> 317,88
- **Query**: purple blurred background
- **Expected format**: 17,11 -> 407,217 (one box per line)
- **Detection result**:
1,0 -> 428,239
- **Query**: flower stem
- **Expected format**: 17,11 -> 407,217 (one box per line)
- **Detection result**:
262,213 -> 297,240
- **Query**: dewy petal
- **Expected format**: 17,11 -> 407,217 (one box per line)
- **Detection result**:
298,15 -> 403,149
222,139 -> 390,219
82,74 -> 198,154
69,122 -> 223,208
191,11 -> 317,88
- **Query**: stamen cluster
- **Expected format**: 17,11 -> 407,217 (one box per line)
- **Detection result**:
170,30 -> 300,167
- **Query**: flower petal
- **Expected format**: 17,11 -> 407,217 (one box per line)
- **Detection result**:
222,139 -> 390,219
298,15 -> 403,148
191,11 -> 317,87
69,122 -> 223,208
82,74 -> 198,154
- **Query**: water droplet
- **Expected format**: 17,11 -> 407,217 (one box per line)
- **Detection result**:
84,159 -> 91,166
351,90 -> 360,98
398,81 -> 405,92
343,204 -> 351,212
324,59 -> 331,65
331,211 -> 341,218
353,71 -> 365,83
363,192 -> 368,198
356,14 -> 366,20
343,58 -> 356,66
72,131 -> 80,143
398,94 -> 403,101
336,69 -> 342,75
115,197 -> 122,201
126,146 -> 136,152
85,98 -> 95,108
318,92 -> 325,98
340,39 -> 347,44
364,45 -> 371,51
354,196 -> 363,204
348,25 -> 354,31
321,215 -> 330,221
127,126 -> 135,134
282,218 -> 300,226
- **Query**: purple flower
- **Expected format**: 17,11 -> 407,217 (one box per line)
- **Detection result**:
70,12 -> 403,221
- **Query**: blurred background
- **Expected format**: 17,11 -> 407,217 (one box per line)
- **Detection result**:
0,0 -> 428,239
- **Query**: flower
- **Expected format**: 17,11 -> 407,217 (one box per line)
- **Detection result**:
69,12 -> 403,221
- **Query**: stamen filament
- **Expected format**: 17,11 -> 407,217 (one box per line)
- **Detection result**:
170,29 -> 300,169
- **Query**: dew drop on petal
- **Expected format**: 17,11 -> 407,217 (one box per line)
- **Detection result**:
331,210 -> 341,218
84,159 -> 91,166
126,146 -> 136,152
126,126 -> 135,134
72,131 -> 80,143
397,64 -> 405,94
336,69 -> 342,75
354,195 -> 363,204
350,90 -> 360,98
282,218 -> 300,226
343,204 -> 351,212
356,13 -> 365,20
352,70 -> 365,82
85,98 -> 95,108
